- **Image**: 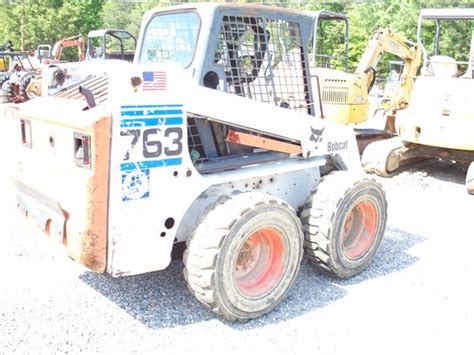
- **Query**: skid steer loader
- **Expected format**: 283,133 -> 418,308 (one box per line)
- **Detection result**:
362,8 -> 474,194
5,3 -> 388,321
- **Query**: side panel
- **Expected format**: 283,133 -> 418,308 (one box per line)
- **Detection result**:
104,81 -> 332,276
106,95 -> 208,277
11,98 -> 111,272
397,76 -> 474,150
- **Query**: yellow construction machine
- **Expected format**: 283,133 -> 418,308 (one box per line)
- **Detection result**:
362,8 -> 474,194
312,27 -> 422,123
309,24 -> 422,142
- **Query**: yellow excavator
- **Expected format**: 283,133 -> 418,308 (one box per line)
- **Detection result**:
309,24 -> 422,138
362,8 -> 474,194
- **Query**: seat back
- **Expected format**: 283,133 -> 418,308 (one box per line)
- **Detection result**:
428,55 -> 458,77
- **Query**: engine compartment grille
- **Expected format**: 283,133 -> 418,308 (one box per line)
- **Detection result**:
53,75 -> 109,105
321,88 -> 349,104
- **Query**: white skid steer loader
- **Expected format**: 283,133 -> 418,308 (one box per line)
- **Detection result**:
6,3 -> 387,321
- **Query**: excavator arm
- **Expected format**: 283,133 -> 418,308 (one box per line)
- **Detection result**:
51,34 -> 86,62
355,28 -> 422,110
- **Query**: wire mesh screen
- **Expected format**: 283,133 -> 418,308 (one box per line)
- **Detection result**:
214,15 -> 312,114
187,116 -> 206,161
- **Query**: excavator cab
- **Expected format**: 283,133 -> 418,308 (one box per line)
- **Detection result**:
417,9 -> 474,78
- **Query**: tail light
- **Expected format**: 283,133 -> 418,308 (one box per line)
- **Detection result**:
20,119 -> 32,148
74,132 -> 91,169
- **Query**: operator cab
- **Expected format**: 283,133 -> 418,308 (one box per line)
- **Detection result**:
87,29 -> 137,62
418,8 -> 474,78
307,10 -> 349,72
137,3 -> 318,171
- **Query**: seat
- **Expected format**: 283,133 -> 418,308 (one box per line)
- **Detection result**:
428,55 -> 458,77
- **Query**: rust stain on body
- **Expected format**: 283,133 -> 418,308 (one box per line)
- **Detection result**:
15,98 -> 112,273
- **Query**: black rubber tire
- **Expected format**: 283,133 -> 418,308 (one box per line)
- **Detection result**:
0,72 -> 10,89
466,162 -> 474,195
19,72 -> 35,101
0,73 -> 10,103
301,170 -> 387,279
183,192 -> 303,322
5,81 -> 17,102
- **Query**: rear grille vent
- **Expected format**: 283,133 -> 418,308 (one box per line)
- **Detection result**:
321,88 -> 349,104
54,75 -> 109,105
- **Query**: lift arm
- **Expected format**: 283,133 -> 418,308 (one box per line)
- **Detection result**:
355,28 -> 422,109
51,34 -> 86,62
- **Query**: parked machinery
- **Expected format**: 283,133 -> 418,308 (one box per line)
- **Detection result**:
0,34 -> 86,103
35,34 -> 86,64
1,30 -> 135,103
6,3 -> 387,321
362,8 -> 474,194
307,13 -> 422,153
0,50 -> 37,103
310,19 -> 422,125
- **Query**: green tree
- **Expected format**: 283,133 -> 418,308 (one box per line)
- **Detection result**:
0,0 -> 105,55
101,0 -> 169,38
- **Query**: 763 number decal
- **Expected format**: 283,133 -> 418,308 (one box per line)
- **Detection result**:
120,127 -> 183,161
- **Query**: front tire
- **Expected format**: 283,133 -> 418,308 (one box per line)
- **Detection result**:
301,171 -> 387,278
183,193 -> 303,321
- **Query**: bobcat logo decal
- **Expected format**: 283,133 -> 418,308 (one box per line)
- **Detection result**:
309,126 -> 325,149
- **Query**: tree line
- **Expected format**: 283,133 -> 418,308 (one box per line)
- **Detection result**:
1,0 -> 473,74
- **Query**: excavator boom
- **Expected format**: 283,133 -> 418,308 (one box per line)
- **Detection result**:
51,34 -> 86,62
355,28 -> 422,110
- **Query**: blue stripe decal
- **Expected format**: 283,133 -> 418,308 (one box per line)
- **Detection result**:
121,104 -> 183,109
120,117 -> 183,128
120,109 -> 183,117
121,158 -> 182,172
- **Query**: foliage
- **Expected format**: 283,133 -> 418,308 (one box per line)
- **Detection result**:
0,0 -> 104,57
0,0 -> 473,73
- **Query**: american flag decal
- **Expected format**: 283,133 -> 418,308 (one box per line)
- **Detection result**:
142,71 -> 167,91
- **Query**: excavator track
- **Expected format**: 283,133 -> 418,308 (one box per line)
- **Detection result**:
355,128 -> 394,155
361,137 -> 412,176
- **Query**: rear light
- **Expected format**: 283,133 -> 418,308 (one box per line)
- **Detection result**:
20,119 -> 32,148
74,132 -> 91,169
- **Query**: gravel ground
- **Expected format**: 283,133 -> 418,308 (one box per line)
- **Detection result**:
1,108 -> 474,354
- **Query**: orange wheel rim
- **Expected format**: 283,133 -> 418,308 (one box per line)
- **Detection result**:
234,227 -> 285,297
341,200 -> 378,260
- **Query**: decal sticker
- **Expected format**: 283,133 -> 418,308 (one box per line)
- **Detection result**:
142,71 -> 167,91
327,140 -> 348,152
122,169 -> 150,201
120,104 -> 184,171
119,104 -> 184,200
354,95 -> 364,104
309,126 -> 325,150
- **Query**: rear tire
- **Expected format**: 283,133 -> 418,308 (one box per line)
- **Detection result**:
0,72 -> 10,90
19,72 -> 36,101
301,171 -> 387,278
5,81 -> 17,103
466,162 -> 474,195
183,192 -> 303,321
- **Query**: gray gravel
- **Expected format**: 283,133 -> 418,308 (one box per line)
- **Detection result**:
1,110 -> 474,354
